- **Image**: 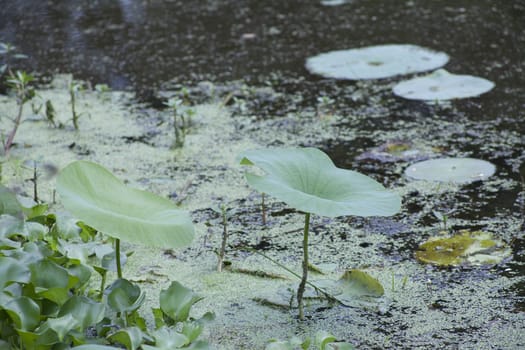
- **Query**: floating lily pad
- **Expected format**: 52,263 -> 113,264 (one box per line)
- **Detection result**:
404,157 -> 495,184
305,44 -> 449,80
393,69 -> 495,100
416,230 -> 511,267
321,0 -> 350,6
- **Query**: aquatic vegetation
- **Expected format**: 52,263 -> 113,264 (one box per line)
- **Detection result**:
69,80 -> 87,130
0,184 -> 210,349
239,147 -> 401,319
2,70 -> 35,155
0,42 -> 28,76
165,95 -> 195,149
415,230 -> 511,267
305,44 -> 448,80
393,69 -> 495,101
356,140 -> 438,163
56,161 -> 194,278
405,157 -> 496,184
266,330 -> 354,349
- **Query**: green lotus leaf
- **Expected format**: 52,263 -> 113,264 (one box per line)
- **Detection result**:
393,69 -> 495,100
239,148 -> 401,218
405,157 -> 495,184
56,161 -> 194,249
415,230 -> 511,267
305,44 -> 448,80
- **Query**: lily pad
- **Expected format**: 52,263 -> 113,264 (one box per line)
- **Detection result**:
56,161 -> 194,249
239,147 -> 401,218
416,230 -> 511,267
404,157 -> 495,184
393,69 -> 495,100
305,44 -> 449,80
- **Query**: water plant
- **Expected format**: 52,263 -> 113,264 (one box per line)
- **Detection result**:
239,147 -> 401,319
266,330 -> 354,349
69,80 -> 88,130
3,70 -> 35,155
0,42 -> 28,77
56,160 -> 194,279
0,166 -> 211,348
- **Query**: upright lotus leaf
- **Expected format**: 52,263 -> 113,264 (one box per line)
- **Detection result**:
305,44 -> 449,80
56,161 -> 194,249
240,147 -> 399,319
239,147 -> 401,218
393,69 -> 495,100
405,157 -> 496,184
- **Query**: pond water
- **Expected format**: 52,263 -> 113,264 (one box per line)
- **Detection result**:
1,0 -> 524,348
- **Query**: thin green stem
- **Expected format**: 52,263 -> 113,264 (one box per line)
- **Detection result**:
116,238 -> 122,279
297,212 -> 310,320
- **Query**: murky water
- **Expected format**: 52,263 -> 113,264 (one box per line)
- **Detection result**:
1,0 -> 524,348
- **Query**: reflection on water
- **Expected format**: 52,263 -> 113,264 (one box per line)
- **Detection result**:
1,0 -> 524,115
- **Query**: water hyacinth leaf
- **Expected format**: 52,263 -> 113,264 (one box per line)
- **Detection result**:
239,148 -> 401,218
56,161 -> 194,249
58,296 -> 105,330
106,278 -> 145,313
0,256 -> 31,288
29,259 -> 69,291
46,313 -> 79,342
160,281 -> 203,323
393,69 -> 495,100
4,296 -> 40,330
416,230 -> 511,267
107,326 -> 144,350
305,44 -> 448,80
315,331 -> 337,350
142,326 -> 190,349
0,184 -> 23,218
405,157 -> 496,184
72,346 -> 122,350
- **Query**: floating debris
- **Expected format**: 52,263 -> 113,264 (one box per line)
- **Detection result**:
305,44 -> 449,80
415,230 -> 511,267
393,69 -> 495,100
356,140 -> 438,163
404,157 -> 496,184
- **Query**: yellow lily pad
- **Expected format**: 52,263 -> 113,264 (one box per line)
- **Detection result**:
415,230 -> 511,267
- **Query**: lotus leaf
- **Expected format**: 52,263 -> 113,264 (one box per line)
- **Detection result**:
415,230 -> 511,267
305,44 -> 448,80
56,161 -> 194,249
239,147 -> 401,217
393,69 -> 495,100
405,157 -> 495,184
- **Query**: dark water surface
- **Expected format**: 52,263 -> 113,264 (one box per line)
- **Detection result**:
1,0 -> 524,120
1,0 -> 525,348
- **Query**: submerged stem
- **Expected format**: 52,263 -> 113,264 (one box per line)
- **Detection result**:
297,212 -> 310,320
116,238 -> 122,279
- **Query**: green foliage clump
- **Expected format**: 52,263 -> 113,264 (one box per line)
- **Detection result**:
0,184 -> 212,349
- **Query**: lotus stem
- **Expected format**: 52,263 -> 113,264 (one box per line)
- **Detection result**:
116,238 -> 122,279
217,204 -> 228,272
297,212 -> 310,320
4,89 -> 24,155
261,193 -> 266,225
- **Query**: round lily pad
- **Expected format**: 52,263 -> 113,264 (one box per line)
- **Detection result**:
305,44 -> 449,80
393,69 -> 495,100
404,157 -> 495,184
416,230 -> 511,267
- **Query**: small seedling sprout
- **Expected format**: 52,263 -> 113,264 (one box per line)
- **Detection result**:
3,70 -> 35,155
